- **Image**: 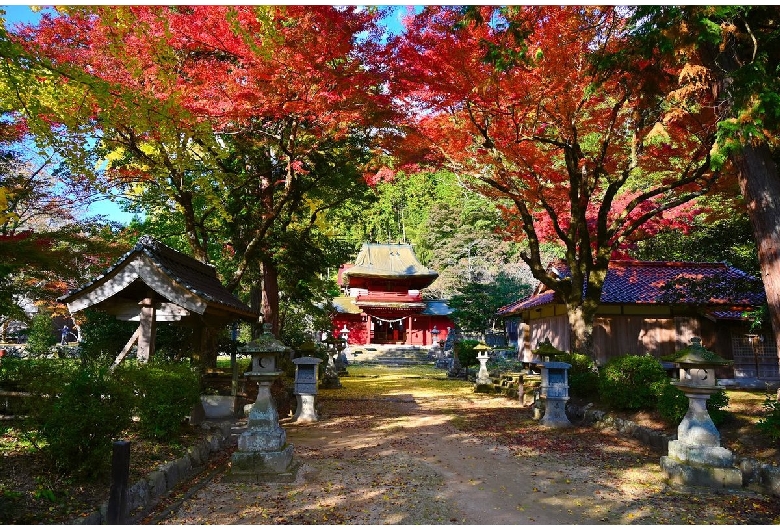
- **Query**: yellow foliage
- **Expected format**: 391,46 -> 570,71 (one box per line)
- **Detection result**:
0,186 -> 18,225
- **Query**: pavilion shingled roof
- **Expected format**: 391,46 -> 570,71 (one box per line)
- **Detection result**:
60,235 -> 256,319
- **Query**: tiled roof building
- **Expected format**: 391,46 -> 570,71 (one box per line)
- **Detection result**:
499,260 -> 775,380
60,235 -> 257,365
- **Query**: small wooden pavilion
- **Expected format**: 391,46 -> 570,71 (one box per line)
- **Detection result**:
59,235 -> 257,367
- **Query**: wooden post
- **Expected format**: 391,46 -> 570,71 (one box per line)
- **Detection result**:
110,327 -> 141,371
137,297 -> 157,363
107,440 -> 130,524
231,348 -> 239,414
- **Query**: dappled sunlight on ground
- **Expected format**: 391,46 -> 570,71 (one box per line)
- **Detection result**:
153,365 -> 780,525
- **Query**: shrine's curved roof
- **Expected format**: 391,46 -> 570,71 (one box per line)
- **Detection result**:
342,243 -> 438,282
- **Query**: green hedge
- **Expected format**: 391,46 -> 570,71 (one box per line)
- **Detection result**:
117,361 -> 201,440
454,340 -> 479,368
758,394 -> 780,441
558,352 -> 599,399
38,366 -> 134,477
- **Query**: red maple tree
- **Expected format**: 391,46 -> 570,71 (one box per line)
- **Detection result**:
15,6 -> 395,336
390,6 -> 726,352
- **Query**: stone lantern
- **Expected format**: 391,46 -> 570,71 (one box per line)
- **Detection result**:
335,335 -> 349,376
323,334 -> 338,368
660,337 -> 739,489
292,343 -> 322,423
320,333 -> 342,389
533,338 -> 572,428
227,324 -> 298,483
474,342 -> 492,387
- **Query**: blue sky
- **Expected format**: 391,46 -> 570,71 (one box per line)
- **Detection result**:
0,5 -> 419,226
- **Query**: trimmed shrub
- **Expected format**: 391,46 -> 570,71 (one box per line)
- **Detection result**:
598,354 -> 667,410
0,357 -> 78,396
454,339 -> 479,369
486,356 -> 524,374
38,366 -> 133,477
25,310 -> 56,357
120,361 -> 200,440
558,352 -> 600,399
655,380 -> 729,426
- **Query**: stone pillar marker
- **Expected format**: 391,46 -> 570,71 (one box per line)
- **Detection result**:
292,345 -> 322,423
533,338 -> 572,428
227,324 -> 299,483
660,337 -> 740,490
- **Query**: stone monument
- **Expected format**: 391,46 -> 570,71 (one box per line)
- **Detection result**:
474,342 -> 493,392
226,324 -> 298,483
660,337 -> 740,490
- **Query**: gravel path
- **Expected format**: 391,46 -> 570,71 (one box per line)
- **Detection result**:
152,391 -> 780,525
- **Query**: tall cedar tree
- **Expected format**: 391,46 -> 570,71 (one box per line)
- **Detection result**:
13,6 -> 395,334
391,6 -> 724,354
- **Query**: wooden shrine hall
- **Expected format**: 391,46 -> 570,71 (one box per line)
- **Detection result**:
59,235 -> 257,367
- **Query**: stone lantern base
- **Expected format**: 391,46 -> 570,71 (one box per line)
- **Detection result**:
227,446 -> 300,484
660,452 -> 742,490
660,388 -> 741,490
540,396 -> 572,428
226,377 -> 299,483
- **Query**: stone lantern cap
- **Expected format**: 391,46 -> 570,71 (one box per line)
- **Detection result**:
293,356 -> 322,366
474,342 -> 491,358
239,324 -> 288,375
533,338 -> 566,361
239,331 -> 289,355
665,337 -> 732,368
297,341 -> 318,356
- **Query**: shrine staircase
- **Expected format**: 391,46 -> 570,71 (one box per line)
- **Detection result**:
348,344 -> 435,367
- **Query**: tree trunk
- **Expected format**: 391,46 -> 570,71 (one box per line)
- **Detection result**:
261,258 -> 280,337
565,300 -> 598,356
732,142 -> 780,373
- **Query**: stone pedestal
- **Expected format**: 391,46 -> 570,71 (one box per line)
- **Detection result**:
660,388 -> 741,490
227,375 -> 299,483
292,394 -> 318,423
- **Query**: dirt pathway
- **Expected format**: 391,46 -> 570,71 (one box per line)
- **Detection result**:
153,391 -> 778,525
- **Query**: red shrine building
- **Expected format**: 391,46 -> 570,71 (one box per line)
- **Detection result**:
331,243 -> 454,346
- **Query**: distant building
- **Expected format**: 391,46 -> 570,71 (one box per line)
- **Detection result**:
331,243 -> 454,346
